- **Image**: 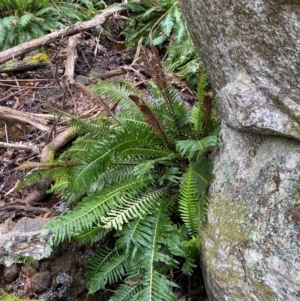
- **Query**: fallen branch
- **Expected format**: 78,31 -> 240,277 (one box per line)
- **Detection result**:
0,106 -> 69,132
0,53 -> 50,73
0,205 -> 51,214
63,34 -> 80,85
0,106 -> 52,132
0,6 -> 125,64
0,141 -> 40,154
17,127 -> 77,205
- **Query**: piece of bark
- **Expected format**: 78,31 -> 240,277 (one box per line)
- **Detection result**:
0,141 -> 40,154
0,106 -> 54,132
63,34 -> 80,85
0,6 -> 125,64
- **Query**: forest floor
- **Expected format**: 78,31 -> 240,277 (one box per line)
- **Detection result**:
0,32 -> 207,300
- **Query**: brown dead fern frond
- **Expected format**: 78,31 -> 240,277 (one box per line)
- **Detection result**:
129,94 -> 171,148
142,44 -> 183,138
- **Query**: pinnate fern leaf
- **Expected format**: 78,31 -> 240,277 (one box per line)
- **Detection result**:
87,247 -> 128,293
179,166 -> 198,236
19,13 -> 34,27
110,284 -> 143,301
101,185 -> 169,230
47,177 -> 152,243
176,136 -> 218,160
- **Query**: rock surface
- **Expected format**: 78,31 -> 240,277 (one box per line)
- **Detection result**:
0,217 -> 53,266
3,264 -> 20,283
180,0 -> 300,140
179,0 -> 300,300
30,271 -> 52,293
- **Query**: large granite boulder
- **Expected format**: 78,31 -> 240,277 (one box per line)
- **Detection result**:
179,1 -> 300,300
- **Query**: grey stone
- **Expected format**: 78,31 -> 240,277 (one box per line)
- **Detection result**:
179,0 -> 300,300
0,217 -> 53,266
51,250 -> 76,273
3,264 -> 20,283
180,0 -> 300,140
30,271 -> 52,293
75,75 -> 90,86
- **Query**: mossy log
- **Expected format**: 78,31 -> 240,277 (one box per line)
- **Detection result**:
0,53 -> 50,73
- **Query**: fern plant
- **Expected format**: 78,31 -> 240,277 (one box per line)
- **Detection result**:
120,0 -> 202,89
0,0 -> 63,49
19,45 -> 218,300
0,0 -> 98,49
121,0 -> 185,48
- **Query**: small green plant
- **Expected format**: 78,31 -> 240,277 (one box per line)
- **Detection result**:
122,0 -> 186,48
12,255 -> 37,266
165,36 -> 202,89
20,45 -> 218,300
0,0 -> 62,49
0,0 -> 99,49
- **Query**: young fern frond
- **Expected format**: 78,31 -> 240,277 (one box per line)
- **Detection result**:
179,166 -> 198,237
166,234 -> 197,276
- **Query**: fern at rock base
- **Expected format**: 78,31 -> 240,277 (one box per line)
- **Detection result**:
19,51 -> 218,299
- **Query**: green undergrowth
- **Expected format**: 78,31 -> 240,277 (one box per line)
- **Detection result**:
0,0 -> 99,49
121,0 -> 201,88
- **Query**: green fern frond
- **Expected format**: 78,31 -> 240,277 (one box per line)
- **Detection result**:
47,177 -> 152,243
166,234 -> 196,276
133,271 -> 177,301
176,136 -> 218,160
87,247 -> 128,293
101,185 -> 170,230
19,13 -> 34,27
190,70 -> 207,136
160,9 -> 174,37
179,166 -> 198,236
90,80 -> 139,112
133,155 -> 175,179
196,69 -> 207,103
191,158 -> 213,197
110,284 -> 143,301
74,227 -> 110,245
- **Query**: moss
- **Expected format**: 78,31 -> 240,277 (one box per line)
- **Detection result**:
205,195 -> 252,243
27,53 -> 50,65
220,72 -> 227,88
0,290 -> 45,301
4,60 -> 15,68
